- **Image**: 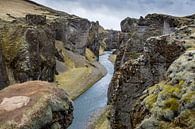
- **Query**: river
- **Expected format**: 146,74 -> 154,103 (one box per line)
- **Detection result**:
68,51 -> 114,129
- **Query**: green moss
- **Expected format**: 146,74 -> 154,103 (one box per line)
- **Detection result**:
159,82 -> 182,98
182,91 -> 195,103
163,98 -> 179,111
143,80 -> 184,111
148,84 -> 159,94
144,94 -> 157,109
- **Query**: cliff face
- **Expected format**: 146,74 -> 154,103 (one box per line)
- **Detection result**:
104,30 -> 121,51
108,14 -> 195,129
50,16 -> 92,56
133,50 -> 195,129
0,15 -> 56,86
0,0 -> 108,89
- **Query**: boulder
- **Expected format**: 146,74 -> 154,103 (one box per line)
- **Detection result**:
0,81 -> 73,129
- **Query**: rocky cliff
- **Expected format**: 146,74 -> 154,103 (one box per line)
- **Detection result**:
0,0 -> 109,90
0,0 -> 112,128
108,14 -> 195,129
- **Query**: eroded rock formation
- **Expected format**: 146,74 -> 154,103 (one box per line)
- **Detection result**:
108,14 -> 195,129
0,9 -> 107,89
0,15 -> 56,85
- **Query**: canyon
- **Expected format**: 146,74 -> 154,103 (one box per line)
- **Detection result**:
0,0 -> 194,129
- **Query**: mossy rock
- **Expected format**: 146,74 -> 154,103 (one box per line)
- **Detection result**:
143,94 -> 157,109
163,98 -> 179,111
1,25 -> 27,65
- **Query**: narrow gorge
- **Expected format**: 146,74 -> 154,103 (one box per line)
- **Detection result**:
0,0 -> 194,129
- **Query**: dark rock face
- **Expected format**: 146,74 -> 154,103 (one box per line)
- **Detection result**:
108,35 -> 185,129
0,43 -> 8,89
104,30 -> 120,50
1,21 -> 56,84
107,14 -> 193,129
87,21 -> 100,57
133,50 -> 195,129
50,17 -> 91,56
121,17 -> 138,32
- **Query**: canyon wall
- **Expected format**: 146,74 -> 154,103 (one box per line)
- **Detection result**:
108,14 -> 195,129
0,0 -> 119,128
0,1 -> 107,89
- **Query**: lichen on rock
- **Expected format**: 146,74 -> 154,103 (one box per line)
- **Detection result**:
136,50 -> 195,129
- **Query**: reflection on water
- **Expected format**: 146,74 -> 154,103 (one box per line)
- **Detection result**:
68,51 -> 114,129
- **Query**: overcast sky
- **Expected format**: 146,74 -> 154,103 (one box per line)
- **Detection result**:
32,0 -> 195,30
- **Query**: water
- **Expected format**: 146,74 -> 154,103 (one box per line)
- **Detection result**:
68,51 -> 114,129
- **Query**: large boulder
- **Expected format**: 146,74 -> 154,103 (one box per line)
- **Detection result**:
0,81 -> 73,129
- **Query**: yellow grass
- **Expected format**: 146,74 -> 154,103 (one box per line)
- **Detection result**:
109,54 -> 116,64
95,119 -> 110,129
86,48 -> 97,62
94,109 -> 110,129
99,46 -> 105,56
56,67 -> 92,99
0,0 -> 57,21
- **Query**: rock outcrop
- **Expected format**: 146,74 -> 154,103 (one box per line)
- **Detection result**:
0,15 -> 56,86
108,14 -> 195,129
0,0 -> 109,89
0,81 -> 73,129
133,50 -> 195,129
50,16 -> 91,56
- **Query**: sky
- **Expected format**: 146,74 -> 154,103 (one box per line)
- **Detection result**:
32,0 -> 195,30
